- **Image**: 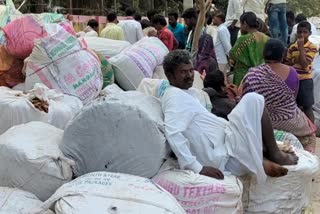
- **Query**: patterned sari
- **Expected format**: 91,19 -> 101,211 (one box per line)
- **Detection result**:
242,64 -> 317,153
229,32 -> 269,86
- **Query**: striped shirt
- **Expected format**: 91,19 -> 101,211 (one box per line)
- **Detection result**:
100,23 -> 125,41
286,41 -> 318,80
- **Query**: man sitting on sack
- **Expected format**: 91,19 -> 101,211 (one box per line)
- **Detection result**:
161,50 -> 298,182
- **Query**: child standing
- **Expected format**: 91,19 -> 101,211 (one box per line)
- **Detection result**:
286,21 -> 318,123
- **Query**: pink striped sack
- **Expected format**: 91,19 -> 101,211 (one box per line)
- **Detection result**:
109,37 -> 169,90
2,15 -> 47,59
24,26 -> 103,104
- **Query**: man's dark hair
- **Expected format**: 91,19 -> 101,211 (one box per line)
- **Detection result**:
286,11 -> 295,21
141,19 -> 151,29
125,8 -> 136,16
182,8 -> 198,19
295,13 -> 307,23
107,11 -> 117,22
168,11 -> 179,20
215,12 -> 226,23
147,9 -> 158,20
240,12 -> 259,29
298,20 -> 311,32
163,50 -> 192,76
206,14 -> 213,25
152,14 -> 167,26
263,38 -> 285,62
134,13 -> 142,22
87,19 -> 98,28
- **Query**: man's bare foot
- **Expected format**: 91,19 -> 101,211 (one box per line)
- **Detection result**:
263,159 -> 288,177
270,151 -> 299,166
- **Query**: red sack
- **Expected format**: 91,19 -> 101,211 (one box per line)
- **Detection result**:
2,16 -> 47,59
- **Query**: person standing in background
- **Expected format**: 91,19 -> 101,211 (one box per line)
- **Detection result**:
152,15 -> 175,51
225,0 -> 243,46
147,9 -> 158,22
265,0 -> 288,45
286,11 -> 295,44
168,11 -> 186,49
212,12 -> 232,75
286,21 -> 318,123
118,8 -> 144,44
76,19 -> 99,37
182,8 -> 199,53
101,11 -> 125,41
229,12 -> 269,86
242,0 -> 266,21
205,14 -> 218,44
290,14 -> 318,44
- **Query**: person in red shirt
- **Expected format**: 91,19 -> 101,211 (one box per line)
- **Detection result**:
152,15 -> 175,51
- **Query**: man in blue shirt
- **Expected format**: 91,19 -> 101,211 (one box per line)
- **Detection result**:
168,12 -> 186,49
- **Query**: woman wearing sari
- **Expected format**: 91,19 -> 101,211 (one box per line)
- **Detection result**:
242,39 -> 317,153
193,33 -> 219,77
229,12 -> 269,86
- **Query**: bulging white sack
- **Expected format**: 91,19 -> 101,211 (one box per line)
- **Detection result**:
34,172 -> 186,214
0,83 -> 83,134
152,159 -> 243,214
109,37 -> 169,90
0,122 -> 74,201
83,37 -> 131,59
61,91 -> 168,178
242,149 -> 320,214
0,187 -> 54,214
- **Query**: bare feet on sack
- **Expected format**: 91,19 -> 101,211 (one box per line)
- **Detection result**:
271,150 -> 299,166
263,159 -> 288,177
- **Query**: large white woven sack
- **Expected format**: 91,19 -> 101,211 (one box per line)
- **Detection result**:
83,37 -> 131,59
24,26 -> 103,104
0,122 -> 74,201
109,37 -> 169,90
61,91 -> 168,178
241,149 -> 320,214
34,172 -> 186,214
0,84 -> 83,135
152,159 -> 243,214
0,187 -> 54,214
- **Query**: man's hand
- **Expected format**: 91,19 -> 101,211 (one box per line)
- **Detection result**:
200,166 -> 224,179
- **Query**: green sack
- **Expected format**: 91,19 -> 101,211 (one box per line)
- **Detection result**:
95,52 -> 115,88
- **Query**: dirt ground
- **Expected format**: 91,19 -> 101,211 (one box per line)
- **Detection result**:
309,139 -> 320,213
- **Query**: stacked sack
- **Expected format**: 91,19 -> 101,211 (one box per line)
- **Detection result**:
84,37 -> 131,59
61,91 -> 168,178
0,187 -> 54,213
109,37 -> 169,90
241,149 -> 320,214
0,83 -> 83,134
0,122 -> 74,201
24,25 -> 103,103
153,159 -> 243,214
34,172 -> 186,214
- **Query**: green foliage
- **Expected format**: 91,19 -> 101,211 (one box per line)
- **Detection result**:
287,0 -> 320,17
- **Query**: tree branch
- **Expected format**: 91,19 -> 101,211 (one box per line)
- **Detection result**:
191,0 -> 212,54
